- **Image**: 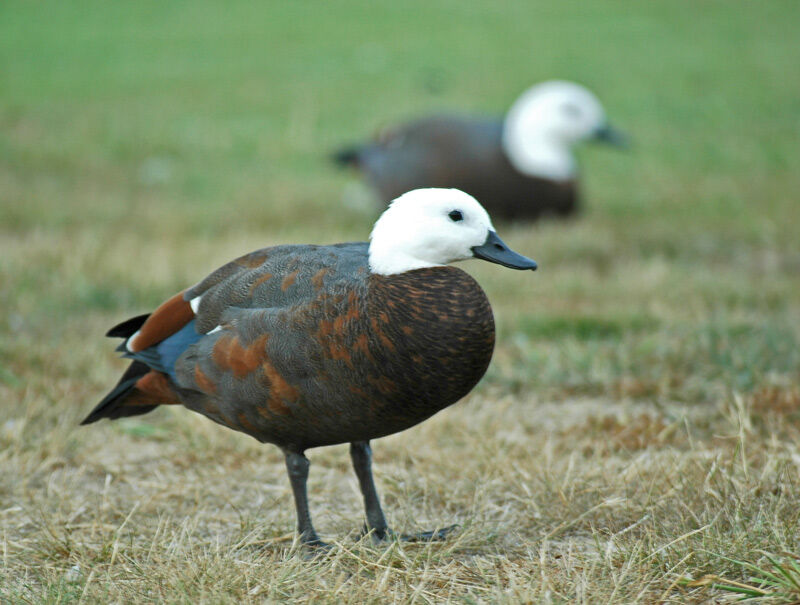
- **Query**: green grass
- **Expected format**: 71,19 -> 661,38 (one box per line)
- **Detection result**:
2,0 -> 800,601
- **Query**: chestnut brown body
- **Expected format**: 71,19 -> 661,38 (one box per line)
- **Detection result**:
85,243 -> 495,451
177,262 -> 495,451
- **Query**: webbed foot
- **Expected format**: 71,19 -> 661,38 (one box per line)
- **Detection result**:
297,535 -> 333,559
399,523 -> 458,542
361,523 -> 459,543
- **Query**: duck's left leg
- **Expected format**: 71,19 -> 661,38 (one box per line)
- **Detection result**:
349,440 -> 457,542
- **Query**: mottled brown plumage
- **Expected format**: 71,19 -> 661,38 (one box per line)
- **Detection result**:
176,256 -> 494,451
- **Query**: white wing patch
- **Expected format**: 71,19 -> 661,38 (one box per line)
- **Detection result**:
126,330 -> 141,353
189,296 -> 202,313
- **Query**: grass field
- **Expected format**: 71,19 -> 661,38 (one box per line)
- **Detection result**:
2,1 -> 800,601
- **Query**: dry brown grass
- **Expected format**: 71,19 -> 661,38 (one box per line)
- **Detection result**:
3,170 -> 800,604
3,182 -> 800,602
4,366 -> 800,601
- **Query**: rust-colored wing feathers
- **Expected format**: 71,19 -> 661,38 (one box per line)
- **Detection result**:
128,290 -> 195,353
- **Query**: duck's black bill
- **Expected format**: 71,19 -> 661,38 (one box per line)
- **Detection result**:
593,123 -> 629,148
472,231 -> 537,271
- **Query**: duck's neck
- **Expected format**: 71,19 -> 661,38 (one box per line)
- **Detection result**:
368,251 -> 441,276
501,130 -> 576,182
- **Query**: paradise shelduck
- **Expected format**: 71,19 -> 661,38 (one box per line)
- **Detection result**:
83,188 -> 537,547
334,81 -> 627,221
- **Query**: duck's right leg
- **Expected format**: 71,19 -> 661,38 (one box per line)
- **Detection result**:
283,449 -> 327,548
350,440 -> 456,542
349,440 -> 390,539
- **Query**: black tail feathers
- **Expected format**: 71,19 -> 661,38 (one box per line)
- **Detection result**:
331,145 -> 363,167
81,360 -> 157,425
106,313 -> 149,338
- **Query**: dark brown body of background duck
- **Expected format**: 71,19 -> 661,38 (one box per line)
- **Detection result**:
335,116 -> 579,221
334,81 -> 626,221
83,188 -> 537,547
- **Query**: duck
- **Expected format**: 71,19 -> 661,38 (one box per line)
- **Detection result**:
82,188 -> 537,547
333,81 -> 626,221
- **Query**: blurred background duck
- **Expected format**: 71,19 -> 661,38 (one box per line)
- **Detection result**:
334,80 -> 627,221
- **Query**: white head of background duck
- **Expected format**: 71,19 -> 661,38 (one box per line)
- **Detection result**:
334,80 -> 627,221
83,188 -> 536,547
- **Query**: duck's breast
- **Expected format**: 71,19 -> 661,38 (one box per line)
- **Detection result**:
359,266 -> 495,431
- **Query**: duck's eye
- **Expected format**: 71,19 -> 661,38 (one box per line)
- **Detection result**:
561,103 -> 582,118
448,210 -> 464,222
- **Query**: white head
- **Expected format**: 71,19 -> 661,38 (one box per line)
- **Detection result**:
502,81 -> 610,181
369,188 -> 537,275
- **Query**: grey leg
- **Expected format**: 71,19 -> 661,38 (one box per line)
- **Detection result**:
283,450 -> 327,548
350,441 -> 389,539
350,441 -> 457,543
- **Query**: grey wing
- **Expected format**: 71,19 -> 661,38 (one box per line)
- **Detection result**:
174,304 -> 315,412
174,276 -> 369,445
184,242 -> 370,333
359,116 -> 504,201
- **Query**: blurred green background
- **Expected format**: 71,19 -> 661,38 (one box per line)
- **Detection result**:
1,0 -> 799,404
